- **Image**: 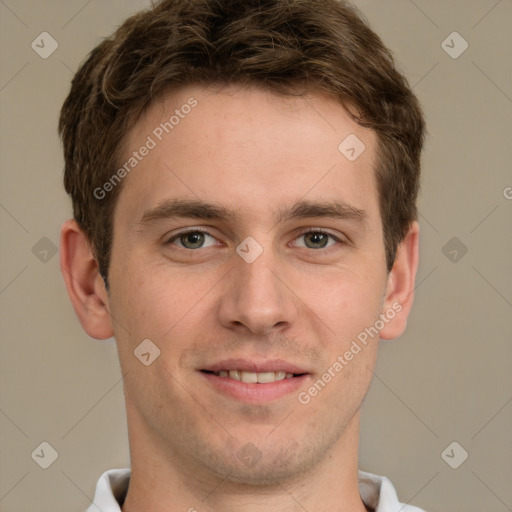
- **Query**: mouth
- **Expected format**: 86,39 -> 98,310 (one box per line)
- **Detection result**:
201,369 -> 304,383
199,359 -> 310,403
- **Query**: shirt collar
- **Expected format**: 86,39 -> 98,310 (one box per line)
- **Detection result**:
86,468 -> 425,512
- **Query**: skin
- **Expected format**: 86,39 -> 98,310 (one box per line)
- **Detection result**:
60,84 -> 419,512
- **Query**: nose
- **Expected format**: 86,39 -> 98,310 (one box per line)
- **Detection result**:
217,246 -> 298,336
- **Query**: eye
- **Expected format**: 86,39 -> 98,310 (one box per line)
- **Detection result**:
166,229 -> 218,249
293,229 -> 343,249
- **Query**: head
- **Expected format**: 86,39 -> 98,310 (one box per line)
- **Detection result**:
60,0 -> 424,287
59,0 -> 424,489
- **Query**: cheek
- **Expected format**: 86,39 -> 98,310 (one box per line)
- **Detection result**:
302,267 -> 386,341
109,258 -> 218,351
303,274 -> 382,415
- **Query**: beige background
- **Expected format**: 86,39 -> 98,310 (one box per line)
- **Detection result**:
1,1 -> 511,511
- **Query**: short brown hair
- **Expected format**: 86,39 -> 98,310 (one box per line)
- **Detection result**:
59,0 -> 425,286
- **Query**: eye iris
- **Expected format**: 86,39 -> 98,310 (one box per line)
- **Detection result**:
305,232 -> 329,249
176,232 -> 331,249
181,232 -> 204,249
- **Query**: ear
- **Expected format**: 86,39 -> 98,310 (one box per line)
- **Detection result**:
59,219 -> 114,340
379,221 -> 419,341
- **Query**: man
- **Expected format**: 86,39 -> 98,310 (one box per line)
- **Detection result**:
59,0 -> 426,510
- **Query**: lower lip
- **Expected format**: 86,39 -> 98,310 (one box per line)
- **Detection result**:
200,372 -> 309,403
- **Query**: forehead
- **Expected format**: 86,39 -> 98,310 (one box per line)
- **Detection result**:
115,84 -> 379,228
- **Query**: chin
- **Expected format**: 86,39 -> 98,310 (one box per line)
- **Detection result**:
200,437 -> 322,487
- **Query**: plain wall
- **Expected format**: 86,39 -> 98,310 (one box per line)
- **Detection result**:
1,1 -> 511,511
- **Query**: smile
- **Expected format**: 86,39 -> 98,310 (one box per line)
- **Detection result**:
202,369 -> 301,383
199,359 -> 310,403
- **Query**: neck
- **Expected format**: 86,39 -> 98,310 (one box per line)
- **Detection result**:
121,405 -> 370,512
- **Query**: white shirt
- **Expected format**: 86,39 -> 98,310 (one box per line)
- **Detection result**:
86,468 -> 426,511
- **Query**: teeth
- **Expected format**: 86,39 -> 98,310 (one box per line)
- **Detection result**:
218,370 -> 292,383
241,371 -> 258,383
257,371 -> 286,383
229,370 -> 241,381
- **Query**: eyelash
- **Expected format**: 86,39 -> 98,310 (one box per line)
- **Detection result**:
165,228 -> 344,250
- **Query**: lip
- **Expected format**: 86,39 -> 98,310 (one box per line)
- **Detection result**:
201,358 -> 309,374
199,358 -> 311,404
200,371 -> 310,403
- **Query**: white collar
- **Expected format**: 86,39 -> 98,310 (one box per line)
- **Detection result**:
86,468 -> 426,512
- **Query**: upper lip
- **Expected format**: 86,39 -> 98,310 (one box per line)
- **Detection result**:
201,358 -> 309,374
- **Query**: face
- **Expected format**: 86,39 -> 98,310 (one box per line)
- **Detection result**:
106,84 -> 393,484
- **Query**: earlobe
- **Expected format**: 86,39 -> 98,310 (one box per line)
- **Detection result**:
379,221 -> 420,341
59,219 -> 114,340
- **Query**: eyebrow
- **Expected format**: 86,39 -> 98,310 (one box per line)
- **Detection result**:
136,198 -> 368,231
